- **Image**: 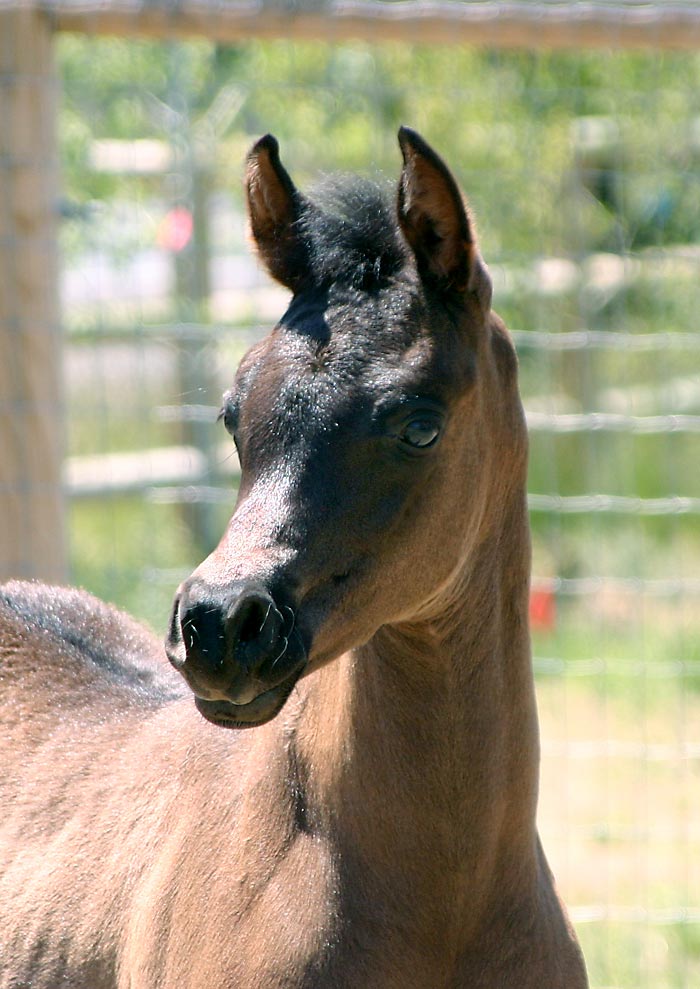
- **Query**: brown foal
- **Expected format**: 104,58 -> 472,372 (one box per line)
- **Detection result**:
0,128 -> 587,987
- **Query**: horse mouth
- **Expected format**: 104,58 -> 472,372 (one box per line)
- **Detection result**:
193,672 -> 301,729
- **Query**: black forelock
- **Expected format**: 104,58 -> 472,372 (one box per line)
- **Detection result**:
297,176 -> 408,292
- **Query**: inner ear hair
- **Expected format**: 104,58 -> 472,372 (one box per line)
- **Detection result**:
397,127 -> 488,303
246,135 -> 298,240
245,134 -> 309,291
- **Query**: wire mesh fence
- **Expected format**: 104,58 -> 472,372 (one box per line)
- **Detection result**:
1,3 -> 699,986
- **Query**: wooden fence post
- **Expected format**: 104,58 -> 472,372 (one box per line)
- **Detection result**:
0,9 -> 66,583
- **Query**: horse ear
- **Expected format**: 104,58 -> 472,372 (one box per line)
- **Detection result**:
245,134 -> 309,291
397,127 -> 491,309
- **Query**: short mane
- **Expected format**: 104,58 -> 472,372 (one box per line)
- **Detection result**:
299,176 -> 408,291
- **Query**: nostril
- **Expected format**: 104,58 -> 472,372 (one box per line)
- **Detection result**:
226,589 -> 285,670
238,602 -> 269,643
236,598 -> 269,644
169,593 -> 183,643
179,601 -> 226,670
181,613 -> 197,652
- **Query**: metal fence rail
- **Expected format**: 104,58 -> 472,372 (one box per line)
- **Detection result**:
17,0 -> 700,51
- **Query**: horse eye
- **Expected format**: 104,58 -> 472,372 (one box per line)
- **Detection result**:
219,403 -> 239,439
398,416 -> 441,450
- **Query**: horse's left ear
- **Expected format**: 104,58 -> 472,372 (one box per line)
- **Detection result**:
245,134 -> 309,291
397,127 -> 491,310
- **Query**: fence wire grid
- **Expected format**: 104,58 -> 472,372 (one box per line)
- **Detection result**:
1,4 -> 699,987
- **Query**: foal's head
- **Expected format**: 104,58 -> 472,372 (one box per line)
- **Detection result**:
166,128 -> 526,728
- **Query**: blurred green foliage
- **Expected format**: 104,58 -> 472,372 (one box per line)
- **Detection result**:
59,37 -> 700,256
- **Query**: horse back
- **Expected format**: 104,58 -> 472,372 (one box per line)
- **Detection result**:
0,582 -> 188,989
0,580 -> 181,731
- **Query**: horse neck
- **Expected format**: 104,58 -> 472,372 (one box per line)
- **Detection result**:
290,487 -> 540,929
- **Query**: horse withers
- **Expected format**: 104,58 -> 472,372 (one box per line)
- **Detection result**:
0,128 -> 588,988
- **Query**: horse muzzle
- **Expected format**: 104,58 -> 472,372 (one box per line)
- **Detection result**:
165,578 -> 307,728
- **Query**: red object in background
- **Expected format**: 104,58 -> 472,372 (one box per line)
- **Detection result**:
529,585 -> 556,631
157,207 -> 194,252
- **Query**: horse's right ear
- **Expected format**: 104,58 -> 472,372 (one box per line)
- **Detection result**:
245,135 -> 309,291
